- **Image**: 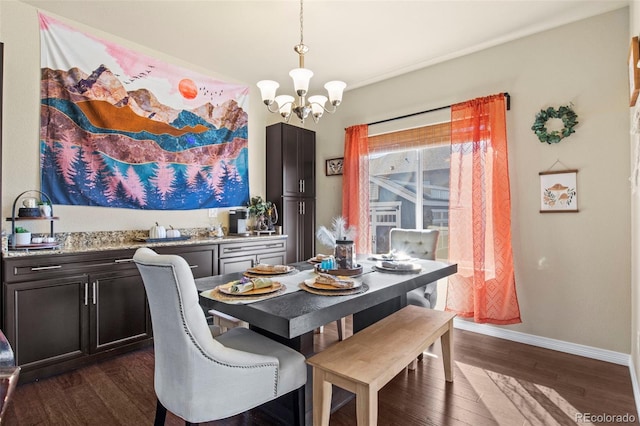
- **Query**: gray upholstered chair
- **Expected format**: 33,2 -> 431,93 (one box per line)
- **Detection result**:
389,228 -> 440,308
133,248 -> 307,425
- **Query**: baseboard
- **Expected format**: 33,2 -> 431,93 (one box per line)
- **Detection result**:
629,357 -> 640,419
453,318 -> 630,366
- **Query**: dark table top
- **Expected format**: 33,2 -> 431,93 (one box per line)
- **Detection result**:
196,258 -> 457,340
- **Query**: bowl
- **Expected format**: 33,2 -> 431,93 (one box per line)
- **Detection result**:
31,237 -> 43,244
44,237 -> 56,243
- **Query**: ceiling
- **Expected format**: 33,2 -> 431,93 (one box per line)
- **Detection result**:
21,0 -> 629,96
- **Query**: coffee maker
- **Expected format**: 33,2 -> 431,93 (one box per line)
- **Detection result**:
228,209 -> 249,236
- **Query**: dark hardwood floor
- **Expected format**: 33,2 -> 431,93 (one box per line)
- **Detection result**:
4,319 -> 637,425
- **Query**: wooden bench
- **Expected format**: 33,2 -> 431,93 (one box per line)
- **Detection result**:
306,305 -> 456,426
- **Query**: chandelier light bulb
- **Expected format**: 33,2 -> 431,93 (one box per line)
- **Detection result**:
324,81 -> 346,106
308,95 -> 327,119
275,95 -> 294,118
289,68 -> 313,96
256,80 -> 279,104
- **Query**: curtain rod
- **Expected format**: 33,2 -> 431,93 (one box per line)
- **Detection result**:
366,92 -> 511,127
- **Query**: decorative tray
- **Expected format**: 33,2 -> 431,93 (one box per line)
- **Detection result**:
135,236 -> 192,243
9,243 -> 60,250
314,264 -> 364,276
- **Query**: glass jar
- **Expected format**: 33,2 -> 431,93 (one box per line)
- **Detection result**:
334,239 -> 355,269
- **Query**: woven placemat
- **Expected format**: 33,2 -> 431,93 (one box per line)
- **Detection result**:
299,282 -> 369,296
201,284 -> 287,304
243,268 -> 299,278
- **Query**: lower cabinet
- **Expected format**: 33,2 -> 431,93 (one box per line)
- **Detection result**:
2,250 -> 152,382
91,269 -> 151,353
1,237 -> 283,382
5,275 -> 88,368
218,238 -> 287,275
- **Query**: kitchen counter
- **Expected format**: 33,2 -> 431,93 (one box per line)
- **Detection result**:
2,228 -> 286,258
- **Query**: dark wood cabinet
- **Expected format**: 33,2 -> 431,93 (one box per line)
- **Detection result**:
156,244 -> 217,277
1,237 -> 281,382
2,250 -> 152,382
90,269 -> 151,353
266,123 -> 316,263
218,238 -> 287,275
282,198 -> 315,264
5,275 -> 88,368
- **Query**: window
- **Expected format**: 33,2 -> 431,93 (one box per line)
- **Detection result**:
368,123 -> 450,256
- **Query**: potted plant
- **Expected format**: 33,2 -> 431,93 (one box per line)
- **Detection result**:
38,200 -> 52,217
247,196 -> 276,231
14,226 -> 31,246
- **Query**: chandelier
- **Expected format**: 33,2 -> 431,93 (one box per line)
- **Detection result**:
257,0 -> 346,124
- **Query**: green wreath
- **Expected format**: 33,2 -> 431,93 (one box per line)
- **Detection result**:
531,105 -> 578,144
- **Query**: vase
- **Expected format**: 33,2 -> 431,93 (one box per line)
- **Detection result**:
39,205 -> 51,217
15,233 -> 31,246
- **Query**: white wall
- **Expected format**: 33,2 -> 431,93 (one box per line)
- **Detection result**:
629,0 -> 640,390
321,8 -> 631,353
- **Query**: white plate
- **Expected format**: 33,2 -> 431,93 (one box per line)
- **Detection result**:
369,253 -> 412,262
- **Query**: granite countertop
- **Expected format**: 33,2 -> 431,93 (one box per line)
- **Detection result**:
2,227 -> 286,258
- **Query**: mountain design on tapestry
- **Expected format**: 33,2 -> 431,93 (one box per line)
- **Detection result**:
40,64 -> 249,210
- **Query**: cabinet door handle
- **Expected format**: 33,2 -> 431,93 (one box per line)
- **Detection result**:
84,283 -> 89,306
189,264 -> 198,269
31,265 -> 62,271
302,201 -> 306,215
92,281 -> 97,305
225,247 -> 244,252
114,258 -> 134,264
301,179 -> 305,193
299,179 -> 303,193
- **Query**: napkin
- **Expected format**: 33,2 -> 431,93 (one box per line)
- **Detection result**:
380,249 -> 410,261
381,261 -> 416,270
253,263 -> 289,273
229,277 -> 274,293
315,272 -> 354,289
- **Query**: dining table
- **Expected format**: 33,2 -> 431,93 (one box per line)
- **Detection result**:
196,256 -> 457,425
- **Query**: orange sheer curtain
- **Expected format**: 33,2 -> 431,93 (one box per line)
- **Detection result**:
342,124 -> 370,254
445,94 -> 521,324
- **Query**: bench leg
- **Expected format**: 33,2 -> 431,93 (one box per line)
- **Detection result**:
407,358 -> 418,371
313,368 -> 332,426
441,320 -> 454,382
355,383 -> 377,426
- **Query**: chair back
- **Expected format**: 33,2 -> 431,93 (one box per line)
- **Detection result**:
389,228 -> 439,260
133,248 -> 281,422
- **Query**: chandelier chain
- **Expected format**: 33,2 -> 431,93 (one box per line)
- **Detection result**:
299,0 -> 304,45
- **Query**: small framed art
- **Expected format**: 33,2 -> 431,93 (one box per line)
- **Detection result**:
539,169 -> 578,213
326,158 -> 344,176
629,36 -> 640,107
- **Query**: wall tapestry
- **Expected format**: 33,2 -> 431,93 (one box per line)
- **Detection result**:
39,13 -> 249,210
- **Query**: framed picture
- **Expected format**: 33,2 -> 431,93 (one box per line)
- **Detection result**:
326,157 -> 344,176
539,169 -> 578,213
629,36 -> 640,107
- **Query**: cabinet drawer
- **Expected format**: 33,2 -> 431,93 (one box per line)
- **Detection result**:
4,250 -> 137,283
155,245 -> 215,278
219,238 -> 286,258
